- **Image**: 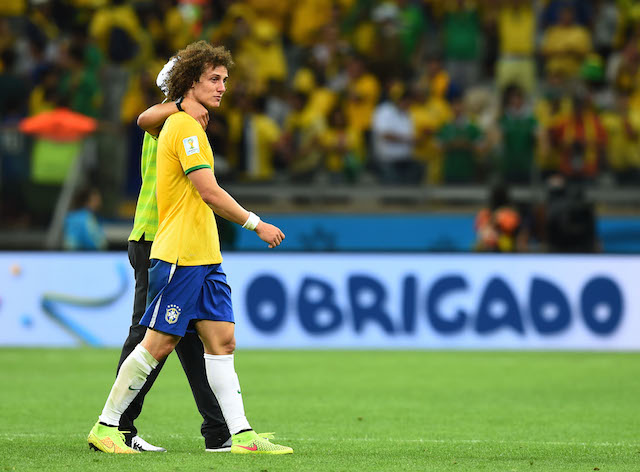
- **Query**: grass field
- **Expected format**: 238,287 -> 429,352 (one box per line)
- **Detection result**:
0,349 -> 638,471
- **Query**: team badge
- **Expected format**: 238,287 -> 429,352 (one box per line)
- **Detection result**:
165,304 -> 181,324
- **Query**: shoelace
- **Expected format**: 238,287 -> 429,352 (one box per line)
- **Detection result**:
117,430 -> 131,444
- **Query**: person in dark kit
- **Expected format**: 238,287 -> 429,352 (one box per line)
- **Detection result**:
544,175 -> 598,253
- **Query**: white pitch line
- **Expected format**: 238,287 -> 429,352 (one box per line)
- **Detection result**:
1,433 -> 638,448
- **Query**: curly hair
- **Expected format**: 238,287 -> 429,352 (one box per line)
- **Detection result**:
166,41 -> 234,101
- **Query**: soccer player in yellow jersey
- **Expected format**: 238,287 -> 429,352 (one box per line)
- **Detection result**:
113,59 -> 230,453
88,41 -> 292,455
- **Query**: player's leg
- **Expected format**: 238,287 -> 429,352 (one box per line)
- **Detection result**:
174,333 -> 231,451
88,328 -> 180,453
89,260 -> 194,453
116,238 -> 168,451
194,265 -> 293,454
196,320 -> 292,454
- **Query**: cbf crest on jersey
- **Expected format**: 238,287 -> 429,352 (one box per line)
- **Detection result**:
165,304 -> 181,324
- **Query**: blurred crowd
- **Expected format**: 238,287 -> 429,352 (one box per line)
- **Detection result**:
1,0 -> 640,230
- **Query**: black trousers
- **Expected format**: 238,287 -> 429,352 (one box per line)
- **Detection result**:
117,238 -> 230,447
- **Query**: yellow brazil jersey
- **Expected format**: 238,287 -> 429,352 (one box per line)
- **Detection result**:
150,112 -> 222,266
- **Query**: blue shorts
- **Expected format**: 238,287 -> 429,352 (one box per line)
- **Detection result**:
140,260 -> 234,337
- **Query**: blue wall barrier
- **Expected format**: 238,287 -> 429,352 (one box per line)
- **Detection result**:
233,214 -> 640,253
1,252 -> 638,350
234,214 -> 476,251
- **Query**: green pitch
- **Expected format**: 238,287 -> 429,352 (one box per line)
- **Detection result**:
0,349 -> 638,471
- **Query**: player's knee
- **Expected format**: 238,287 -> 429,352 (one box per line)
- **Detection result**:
144,342 -> 173,361
220,336 -> 235,355
157,343 -> 175,360
141,333 -> 178,361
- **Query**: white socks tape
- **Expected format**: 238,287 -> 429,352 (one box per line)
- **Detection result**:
98,344 -> 159,426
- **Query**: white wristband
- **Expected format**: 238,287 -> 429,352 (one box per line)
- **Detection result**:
242,212 -> 261,231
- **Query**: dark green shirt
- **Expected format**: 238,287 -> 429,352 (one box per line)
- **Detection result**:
443,9 -> 480,60
499,113 -> 537,181
438,120 -> 482,183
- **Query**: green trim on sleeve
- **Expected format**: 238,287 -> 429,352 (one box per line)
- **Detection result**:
184,164 -> 211,175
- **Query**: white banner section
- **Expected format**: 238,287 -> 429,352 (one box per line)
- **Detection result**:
0,253 -> 637,350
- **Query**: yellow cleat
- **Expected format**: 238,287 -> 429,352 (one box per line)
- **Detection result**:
231,430 -> 293,455
87,422 -> 139,454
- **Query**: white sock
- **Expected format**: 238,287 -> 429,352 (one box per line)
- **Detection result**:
204,354 -> 251,435
98,344 -> 159,426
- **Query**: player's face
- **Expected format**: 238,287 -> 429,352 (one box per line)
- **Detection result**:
193,65 -> 228,108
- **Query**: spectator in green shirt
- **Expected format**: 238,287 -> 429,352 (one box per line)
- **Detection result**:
437,89 -> 484,183
443,0 -> 481,89
497,84 -> 538,184
58,42 -> 102,118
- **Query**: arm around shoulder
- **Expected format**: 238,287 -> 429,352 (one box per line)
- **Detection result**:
137,102 -> 181,136
138,98 -> 209,135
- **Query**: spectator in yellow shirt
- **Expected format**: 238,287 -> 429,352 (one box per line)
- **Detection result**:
409,81 -> 452,184
289,0 -> 333,47
28,67 -> 58,116
291,67 -> 337,125
225,91 -> 281,182
320,104 -> 365,183
535,73 -> 572,176
344,55 -> 381,142
280,91 -> 326,182
422,56 -> 450,100
243,20 -> 288,95
158,0 -> 193,54
601,92 -> 640,184
244,0 -> 290,32
209,4 -> 256,86
496,0 -> 536,93
89,0 -> 143,64
311,23 -> 351,89
211,7 -> 286,98
541,5 -> 592,80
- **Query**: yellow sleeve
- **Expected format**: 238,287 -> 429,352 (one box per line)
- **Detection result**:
168,114 -> 211,174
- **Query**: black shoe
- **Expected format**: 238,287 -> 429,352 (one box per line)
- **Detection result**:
205,436 -> 232,452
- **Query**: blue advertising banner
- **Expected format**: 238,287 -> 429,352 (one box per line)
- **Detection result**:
0,252 -> 638,350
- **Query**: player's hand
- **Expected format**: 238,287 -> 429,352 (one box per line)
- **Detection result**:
255,222 -> 285,249
182,97 -> 209,130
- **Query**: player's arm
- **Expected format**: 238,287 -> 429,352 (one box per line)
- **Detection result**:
137,98 -> 209,136
187,168 -> 285,248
